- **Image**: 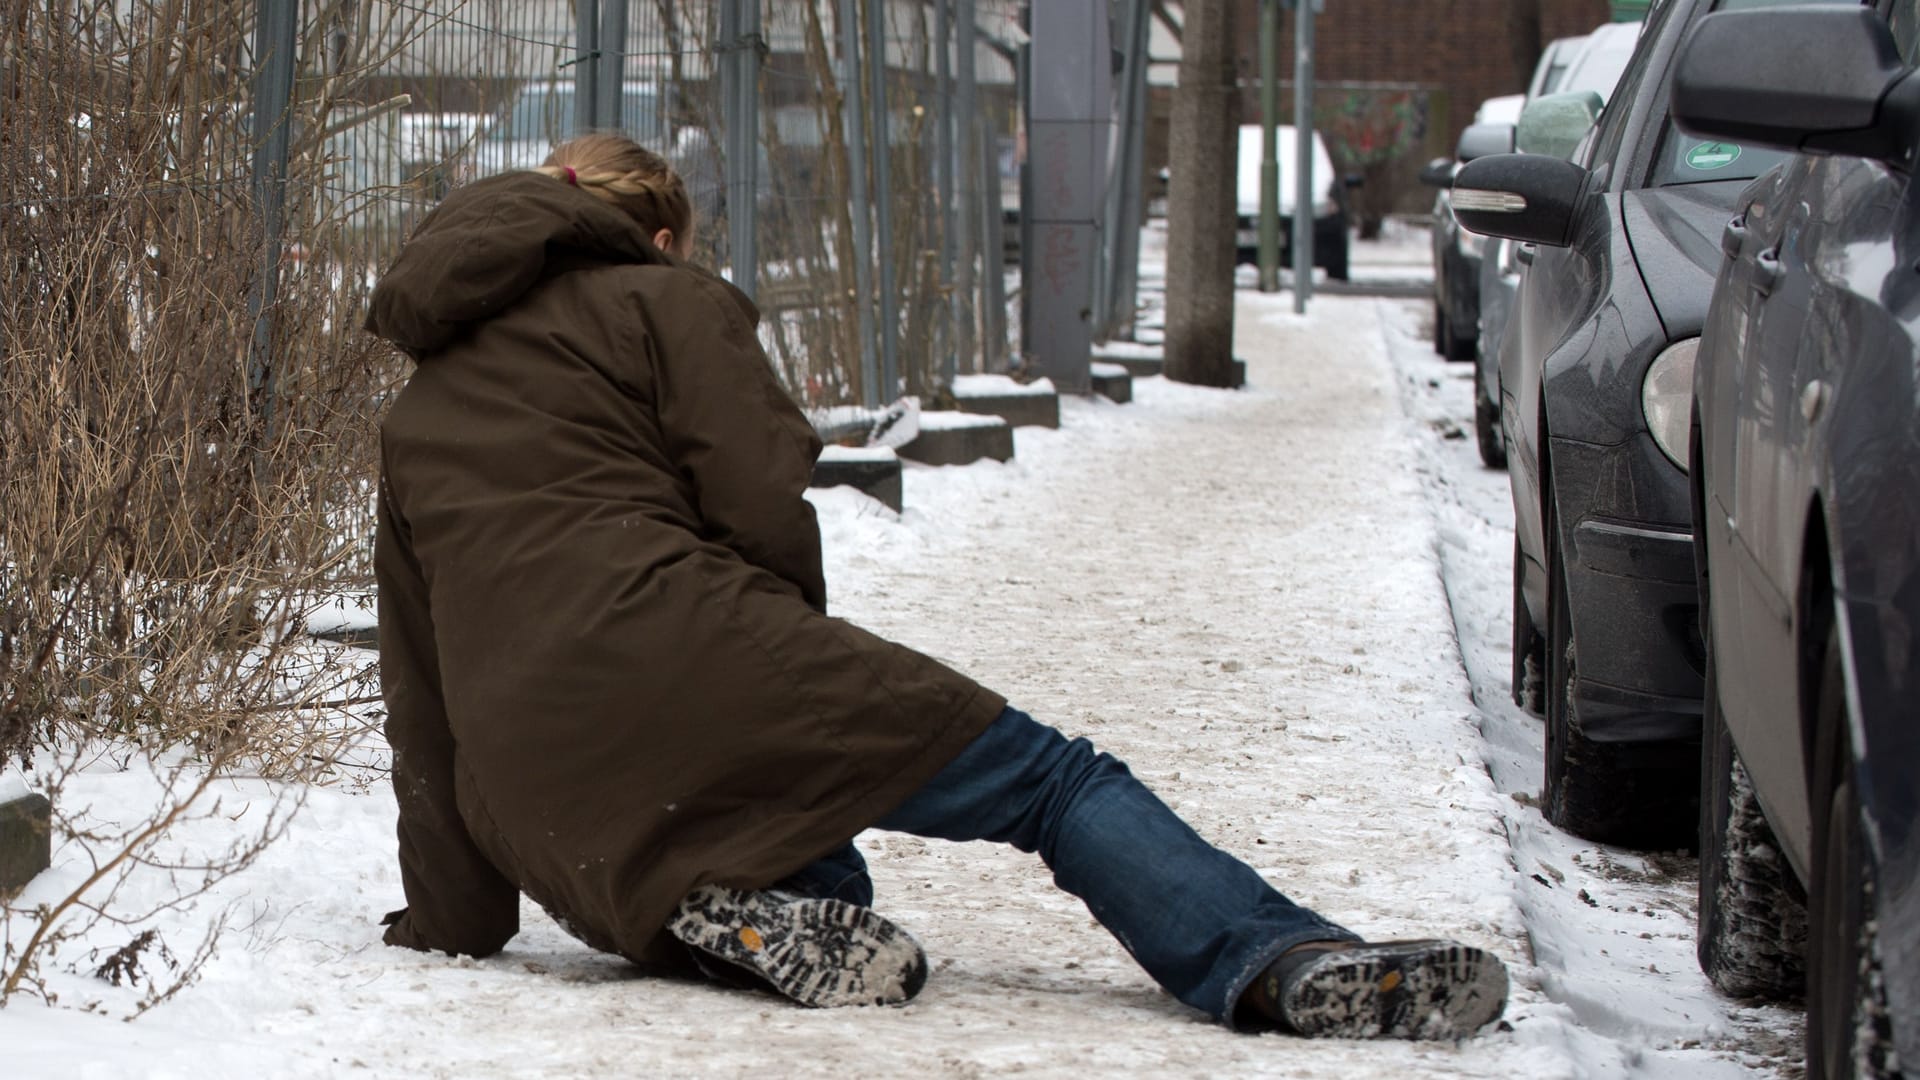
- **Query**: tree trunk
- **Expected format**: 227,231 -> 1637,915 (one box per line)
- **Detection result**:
1163,0 -> 1239,388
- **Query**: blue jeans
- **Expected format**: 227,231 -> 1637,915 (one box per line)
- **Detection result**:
774,706 -> 1357,1025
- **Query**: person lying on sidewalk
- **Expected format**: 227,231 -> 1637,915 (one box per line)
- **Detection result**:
363,132 -> 1509,1039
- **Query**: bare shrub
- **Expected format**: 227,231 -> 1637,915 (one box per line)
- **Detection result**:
0,0 -> 401,1009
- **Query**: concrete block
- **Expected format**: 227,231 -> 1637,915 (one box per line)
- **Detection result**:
952,374 -> 1059,429
310,624 -> 379,649
0,793 -> 52,896
1090,362 -> 1133,405
811,447 -> 903,513
899,413 -> 1015,467
1092,350 -> 1163,379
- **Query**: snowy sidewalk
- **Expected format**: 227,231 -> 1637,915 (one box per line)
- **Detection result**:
3,281 -> 1795,1078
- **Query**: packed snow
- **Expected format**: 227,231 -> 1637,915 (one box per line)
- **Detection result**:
0,223 -> 1803,1078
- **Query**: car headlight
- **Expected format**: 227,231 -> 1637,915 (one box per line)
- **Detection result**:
1643,337 -> 1697,471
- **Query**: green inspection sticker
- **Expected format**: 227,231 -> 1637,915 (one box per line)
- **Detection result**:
1686,142 -> 1742,171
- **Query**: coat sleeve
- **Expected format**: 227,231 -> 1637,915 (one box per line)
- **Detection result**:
375,476 -> 521,957
649,275 -> 829,613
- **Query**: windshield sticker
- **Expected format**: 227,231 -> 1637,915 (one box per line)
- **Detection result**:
1685,142 -> 1742,171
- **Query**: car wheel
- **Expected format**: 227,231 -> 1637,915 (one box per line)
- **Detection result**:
1696,641 -> 1806,999
1511,537 -> 1544,715
1433,303 -> 1448,355
1475,390 -> 1506,469
1806,626 -> 1901,1080
1445,318 -> 1477,364
1325,235 -> 1350,282
1543,508 -> 1697,847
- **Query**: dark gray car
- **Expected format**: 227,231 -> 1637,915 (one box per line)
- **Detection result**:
1673,5 -> 1920,1078
1450,0 -> 1824,847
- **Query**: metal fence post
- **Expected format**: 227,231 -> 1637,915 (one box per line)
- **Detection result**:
247,0 -> 299,436
597,0 -> 629,129
837,0 -> 880,408
865,0 -> 898,401
718,0 -> 760,298
978,111 -> 1008,373
575,0 -> 600,133
934,0 -> 956,387
953,0 -> 978,375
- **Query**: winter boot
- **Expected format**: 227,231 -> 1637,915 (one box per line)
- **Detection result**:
1243,939 -> 1508,1039
665,885 -> 928,1008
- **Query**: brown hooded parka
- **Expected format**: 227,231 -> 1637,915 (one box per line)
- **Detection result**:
364,172 -> 1005,967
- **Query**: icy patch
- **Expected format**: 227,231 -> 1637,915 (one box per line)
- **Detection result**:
952,374 -> 1055,398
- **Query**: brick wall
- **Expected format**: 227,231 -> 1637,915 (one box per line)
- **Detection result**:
1144,0 -> 1616,222
1231,0 -> 1614,145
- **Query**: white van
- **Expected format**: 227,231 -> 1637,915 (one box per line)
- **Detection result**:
1233,125 -> 1350,280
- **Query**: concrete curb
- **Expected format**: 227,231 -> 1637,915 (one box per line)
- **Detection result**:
1090,363 -> 1133,405
0,792 -> 51,897
899,415 -> 1015,467
811,448 -> 904,513
952,374 -> 1059,429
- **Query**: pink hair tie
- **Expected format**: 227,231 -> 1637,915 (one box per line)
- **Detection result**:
564,166 -> 577,186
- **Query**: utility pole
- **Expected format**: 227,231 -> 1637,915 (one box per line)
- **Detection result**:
1257,0 -> 1280,293
1163,0 -> 1239,387
1021,0 -> 1110,395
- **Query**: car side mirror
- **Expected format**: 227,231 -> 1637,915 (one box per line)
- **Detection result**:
1516,91 -> 1602,160
1672,5 -> 1918,165
1456,122 -> 1516,163
1450,153 -> 1589,248
1418,158 -> 1455,188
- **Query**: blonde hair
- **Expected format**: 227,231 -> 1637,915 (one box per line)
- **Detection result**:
534,133 -> 694,249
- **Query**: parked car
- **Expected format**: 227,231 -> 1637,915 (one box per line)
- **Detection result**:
464,78 -> 671,178
1472,20 -> 1642,468
1671,5 -> 1920,1078
1450,0 -> 1813,847
1232,124 -> 1354,281
1425,95 -> 1523,364
1527,32 -> 1590,98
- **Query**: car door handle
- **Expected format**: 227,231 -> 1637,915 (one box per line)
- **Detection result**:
1721,215 -> 1748,259
1516,243 -> 1537,266
1752,246 -> 1784,296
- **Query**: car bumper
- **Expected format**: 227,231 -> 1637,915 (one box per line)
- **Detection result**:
1554,438 -> 1705,745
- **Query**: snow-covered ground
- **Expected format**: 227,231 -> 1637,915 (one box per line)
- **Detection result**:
1,225 -> 1803,1078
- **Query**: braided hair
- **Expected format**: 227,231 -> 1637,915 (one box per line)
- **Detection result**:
533,133 -> 695,256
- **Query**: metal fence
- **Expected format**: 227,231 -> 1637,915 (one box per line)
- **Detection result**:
263,0 -> 1025,413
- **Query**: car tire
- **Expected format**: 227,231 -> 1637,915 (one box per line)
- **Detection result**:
1445,320 -> 1477,364
1511,536 -> 1544,715
1433,303 -> 1448,356
1475,389 -> 1506,469
1696,643 -> 1806,1000
1806,625 -> 1901,1080
1542,508 -> 1697,847
1325,237 -> 1350,282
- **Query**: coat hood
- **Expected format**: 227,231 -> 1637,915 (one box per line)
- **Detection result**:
365,171 -> 680,357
